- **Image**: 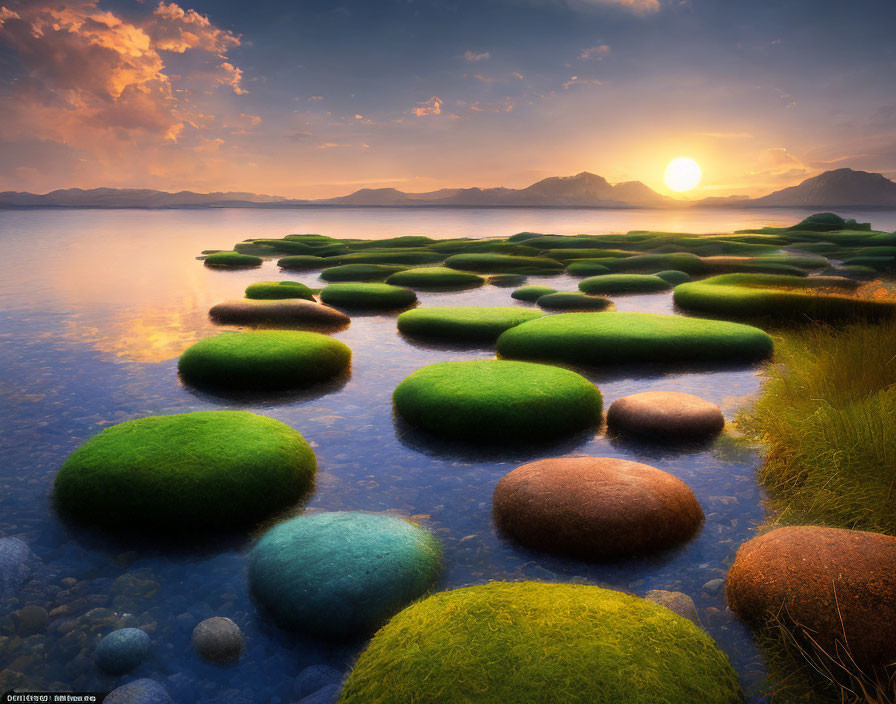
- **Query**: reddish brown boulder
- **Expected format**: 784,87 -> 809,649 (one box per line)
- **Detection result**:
607,391 -> 724,440
209,299 -> 349,328
726,526 -> 896,669
492,457 -> 704,560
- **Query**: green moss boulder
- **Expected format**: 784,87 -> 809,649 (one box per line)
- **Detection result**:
487,274 -> 528,287
54,411 -> 316,532
178,331 -> 350,391
320,283 -> 417,310
337,582 -> 743,704
511,285 -> 558,302
326,250 -> 444,266
604,253 -> 706,274
393,360 -> 601,441
385,267 -> 484,290
245,281 -> 315,301
277,255 -> 327,270
248,512 -> 441,638
320,264 -> 408,282
397,307 -> 544,342
578,274 -> 672,295
565,260 -> 613,276
444,253 -> 564,274
673,273 -> 896,320
204,252 -> 263,269
654,270 -> 692,285
497,312 -> 773,365
536,292 -> 613,311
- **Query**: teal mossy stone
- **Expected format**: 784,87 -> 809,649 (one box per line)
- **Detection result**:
536,292 -> 613,311
178,331 -> 351,390
320,264 -> 408,282
496,312 -> 773,365
336,582 -> 743,704
396,306 -> 544,341
277,255 -> 328,271
385,267 -> 484,290
319,283 -> 417,310
393,360 -> 602,441
204,252 -> 263,269
95,628 -> 151,674
245,281 -> 315,301
654,270 -> 692,285
444,253 -> 564,274
54,411 -> 316,532
511,285 -> 557,302
247,512 -> 441,638
578,274 -> 672,295
673,273 -> 896,320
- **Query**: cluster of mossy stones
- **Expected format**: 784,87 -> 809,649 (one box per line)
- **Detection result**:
44,213 -> 896,702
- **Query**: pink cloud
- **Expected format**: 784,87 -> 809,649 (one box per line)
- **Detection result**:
414,96 -> 443,117
579,44 -> 611,60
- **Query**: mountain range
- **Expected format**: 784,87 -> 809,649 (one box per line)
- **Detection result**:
1,168 -> 894,209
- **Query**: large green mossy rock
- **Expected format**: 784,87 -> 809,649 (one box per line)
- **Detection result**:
320,283 -> 417,310
603,253 -> 706,274
245,281 -> 315,301
349,236 -> 435,249
497,312 -> 773,365
320,264 -> 408,282
178,331 -> 351,390
248,512 -> 441,638
393,360 -> 601,441
565,260 -> 613,276
444,253 -> 564,274
536,292 -> 613,311
654,270 -> 692,285
337,582 -> 743,704
54,411 -> 315,531
511,285 -> 558,302
673,273 -> 896,320
385,267 -> 484,290
397,307 -> 544,341
277,255 -> 327,270
204,252 -> 263,269
325,250 -> 444,266
578,274 -> 672,295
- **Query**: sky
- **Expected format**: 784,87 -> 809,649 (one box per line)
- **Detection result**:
0,0 -> 894,199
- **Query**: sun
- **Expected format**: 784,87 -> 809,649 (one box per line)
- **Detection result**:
664,157 -> 702,193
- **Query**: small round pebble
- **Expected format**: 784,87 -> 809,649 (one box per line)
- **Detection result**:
191,617 -> 244,664
95,628 -> 151,674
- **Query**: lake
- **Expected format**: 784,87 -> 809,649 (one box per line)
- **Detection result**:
1,206 -> 893,703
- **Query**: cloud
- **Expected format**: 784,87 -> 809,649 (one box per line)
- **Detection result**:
579,44 -> 611,60
0,0 -> 246,151
463,50 -> 490,62
562,75 -> 604,89
413,96 -> 443,117
579,0 -> 660,13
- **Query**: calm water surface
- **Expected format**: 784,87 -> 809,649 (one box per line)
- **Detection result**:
2,207 -> 893,702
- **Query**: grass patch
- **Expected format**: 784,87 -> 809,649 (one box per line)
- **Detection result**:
245,281 -> 315,301
337,581 -> 743,704
536,292 -> 614,310
511,285 -> 557,302
320,283 -> 417,310
385,266 -> 485,290
397,306 -> 543,341
325,250 -> 444,266
444,253 -> 564,274
320,264 -> 408,282
738,318 -> 896,534
578,273 -> 672,295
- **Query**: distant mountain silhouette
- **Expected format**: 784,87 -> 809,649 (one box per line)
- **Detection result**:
2,168 -> 894,209
748,168 -> 896,207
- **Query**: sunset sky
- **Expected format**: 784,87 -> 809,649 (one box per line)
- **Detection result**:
0,0 -> 894,199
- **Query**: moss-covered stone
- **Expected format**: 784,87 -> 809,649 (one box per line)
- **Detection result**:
337,582 -> 743,704
497,312 -> 773,365
578,274 -> 672,295
511,285 -> 558,302
325,250 -> 444,266
178,331 -> 351,390
444,253 -> 564,274
393,360 -> 601,441
385,267 -> 485,290
245,281 -> 315,301
536,292 -> 614,311
248,512 -> 441,638
653,270 -> 692,285
54,411 -> 316,531
604,253 -> 706,274
487,274 -> 528,287
349,236 -> 435,249
320,264 -> 408,282
204,252 -> 263,269
320,283 -> 417,310
277,255 -> 328,270
397,307 -> 544,341
673,273 -> 896,320
565,260 -> 613,276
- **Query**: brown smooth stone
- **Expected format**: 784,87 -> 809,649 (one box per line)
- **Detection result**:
209,299 -> 349,327
726,526 -> 896,670
492,457 -> 704,560
607,391 -> 724,440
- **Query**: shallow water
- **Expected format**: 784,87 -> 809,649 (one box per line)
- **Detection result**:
4,206 -> 886,702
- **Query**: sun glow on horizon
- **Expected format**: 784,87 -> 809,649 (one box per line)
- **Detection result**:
664,157 -> 702,193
